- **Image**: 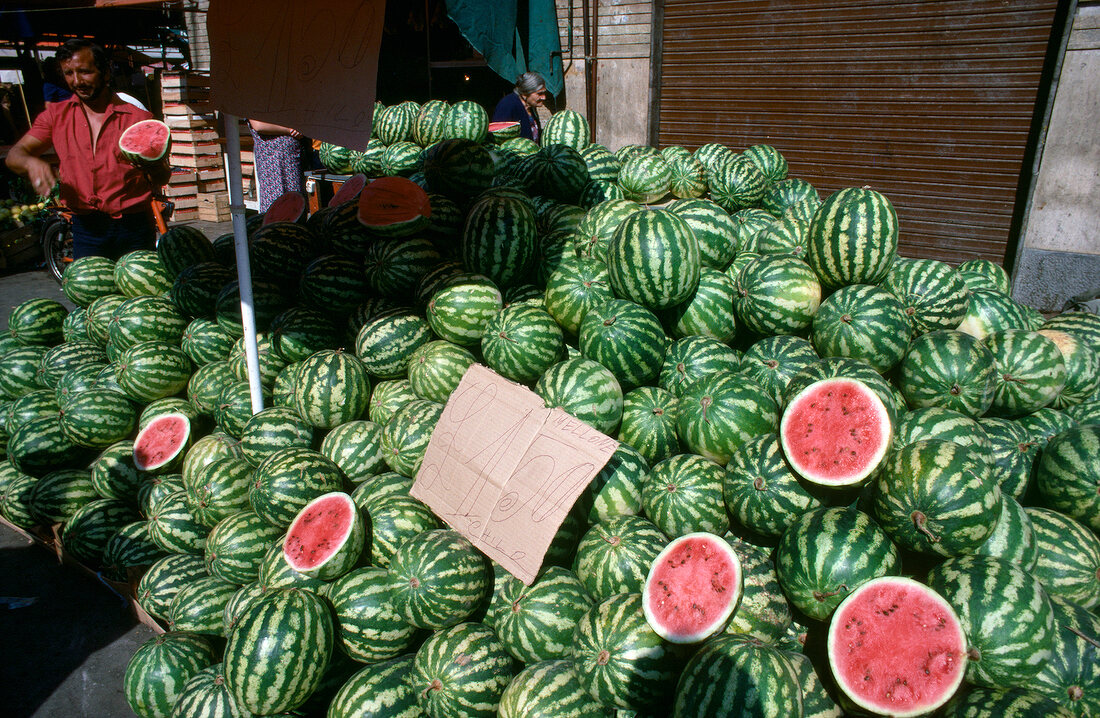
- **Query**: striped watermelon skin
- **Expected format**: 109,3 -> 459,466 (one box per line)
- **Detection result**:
8,297 -> 68,347
0,345 -> 49,400
956,258 -> 1012,294
113,249 -> 172,298
366,493 -> 441,568
570,592 -> 681,710
892,406 -> 990,454
407,340 -> 475,404
1042,310 -> 1100,354
542,109 -> 591,150
182,318 -> 236,366
58,387 -> 138,448
721,539 -> 793,643
136,553 -> 209,621
381,141 -> 421,176
579,144 -> 620,181
641,453 -> 728,537
368,377 -> 418,425
583,443 -> 649,524
223,587 -> 334,715
667,153 -> 708,199
62,255 -> 117,308
573,515 -> 667,601
327,566 -> 425,662
743,144 -> 789,184
899,330 -> 997,418
738,335 -> 819,408
1032,596 -> 1100,715
123,632 -> 218,718
761,177 -> 820,218
658,335 -> 742,398
117,341 -> 193,404
167,663 -> 243,718
427,275 -> 503,346
355,310 -> 433,379
109,295 -> 189,350
1041,329 -> 1100,409
535,357 -> 624,435
249,448 -> 346,529
775,505 -> 900,621
147,489 -> 209,555
61,307 -> 89,342
926,554 -> 1055,690
811,283 -> 910,373
186,361 -> 236,417
422,138 -> 495,199
673,634 -> 803,718
443,99 -> 489,143
676,372 -> 778,466
319,419 -> 385,485
85,294 -> 127,347
519,144 -> 590,203
660,267 -> 738,343
498,659 -> 609,718
102,520 -> 168,578
754,213 -> 810,256
8,388 -> 60,435
974,493 -> 1038,572
238,406 -> 314,467
292,350 -> 371,430
328,654 -> 421,718
297,255 -> 370,313
543,257 -> 616,336
388,528 -> 492,630
38,340 -> 107,388
882,257 -> 971,337
204,510 -> 284,585
413,99 -> 450,146
270,306 -> 340,364
157,224 -> 215,279
984,329 -> 1067,416
618,385 -> 681,465
617,152 -> 672,204
1025,507 -> 1100,609
606,208 -> 701,311
1034,424 -> 1100,532
168,574 -> 239,634
707,154 -> 767,213
28,468 -> 98,524
667,198 -> 738,269
55,361 -> 107,409
1,473 -> 40,529
579,298 -> 668,390
723,432 -> 822,539
957,289 -> 1032,341
485,566 -> 595,664
806,187 -> 898,290
574,198 -> 642,262
461,193 -> 538,289
481,302 -> 565,384
59,496 -> 140,565
732,254 -> 822,336
942,686 -> 1074,717
410,621 -> 518,718
8,413 -> 94,477
871,439 -> 1000,557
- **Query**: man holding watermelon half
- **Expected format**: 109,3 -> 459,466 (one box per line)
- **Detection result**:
5,39 -> 170,259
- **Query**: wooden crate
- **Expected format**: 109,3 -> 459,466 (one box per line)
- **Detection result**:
197,192 -> 231,222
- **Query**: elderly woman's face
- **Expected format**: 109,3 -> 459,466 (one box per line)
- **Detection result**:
522,87 -> 547,109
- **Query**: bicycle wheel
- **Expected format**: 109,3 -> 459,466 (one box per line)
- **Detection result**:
42,220 -> 73,284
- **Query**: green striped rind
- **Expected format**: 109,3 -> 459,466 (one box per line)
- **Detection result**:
157,224 -> 215,279
320,419 -> 385,484
570,592 -> 680,710
892,406 -> 990,454
8,297 -> 68,347
761,177 -> 820,219
409,621 -> 518,718
543,257 -> 616,336
1041,328 -> 1100,409
113,249 -> 171,298
427,274 -> 503,346
407,338 -> 475,403
61,307 -> 89,342
520,144 -> 591,203
186,361 -> 237,417
534,357 -> 624,435
166,664 -> 243,718
0,345 -> 49,400
579,298 -> 668,390
617,153 -> 672,204
223,588 -> 334,715
977,417 -> 1035,500
413,99 -> 450,146
388,528 -> 492,630
693,143 -> 735,176
673,634 -> 803,718
754,213 -> 810,256
60,497 -> 140,565
707,154 -> 767,213
365,493 -> 441,568
926,554 -> 1055,689
658,335 -> 742,398
109,295 -> 189,349
38,340 -> 106,388
85,294 -> 126,347
641,453 -> 728,537
498,659 -> 609,718
168,575 -> 239,634
58,387 -> 137,448
182,318 -> 236,366
239,406 -> 314,467
28,468 -> 98,523
775,506 -> 899,621
215,278 -> 292,338
542,109 -> 591,151
117,341 -> 193,404
898,330 -> 997,418
1025,507 -> 1100,609
461,192 -> 538,289
297,255 -> 369,313
739,335 -> 819,408
350,470 -> 415,509
443,99 -> 489,143
55,361 -> 106,409
1035,424 -> 1100,532
355,310 -> 433,379
667,153 -> 707,199
583,443 -> 648,524
731,209 -> 776,255
941,685 -> 1075,718
956,258 -> 1011,295
485,566 -> 595,664
377,101 -> 418,144
618,385 -> 681,465
882,257 -> 971,337
292,350 -> 370,430
579,144 -> 620,182
180,432 -> 242,493
606,208 -> 701,311
204,510 -> 283,585
667,198 -> 738,269
811,283 -> 909,373
732,254 -> 822,336
722,539 -> 793,643
147,489 -> 209,554
123,632 -> 217,718
8,413 -> 94,477
102,520 -> 168,577
806,186 -> 898,290
381,141 -> 422,176
1015,407 -> 1077,449
659,267 -> 738,343
723,432 -> 822,539
328,654 -> 421,718
136,553 -> 209,621
368,378 -> 418,426
743,144 -> 788,185
481,302 -> 565,384
1032,596 -> 1100,714
1042,310 -> 1100,354
270,306 -> 340,364
957,289 -> 1031,341
676,372 -> 778,466
422,138 -> 495,200
361,237 -> 441,297
871,439 -> 1000,557
170,262 -> 236,319
62,255 -> 117,308
8,388 -> 59,435
327,565 -> 425,662
785,650 -> 843,718
984,329 -> 1067,416
573,198 -> 642,262
1,473 -> 39,529
249,448 -> 346,528
573,515 -> 667,602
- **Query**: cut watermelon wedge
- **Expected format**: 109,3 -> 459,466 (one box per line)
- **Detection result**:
828,576 -> 967,717
357,176 -> 431,238
283,491 -> 366,581
328,173 -> 368,208
779,377 -> 892,487
262,191 -> 307,225
132,412 -> 191,473
487,120 -> 521,143
642,532 -> 742,644
118,119 -> 171,164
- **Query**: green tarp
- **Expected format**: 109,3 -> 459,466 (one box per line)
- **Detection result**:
445,0 -> 564,97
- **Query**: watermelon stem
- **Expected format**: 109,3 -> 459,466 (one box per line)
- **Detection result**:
812,584 -> 849,602
911,511 -> 940,543
1068,625 -> 1100,650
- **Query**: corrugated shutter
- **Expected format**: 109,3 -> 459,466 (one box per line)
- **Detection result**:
656,0 -> 1060,265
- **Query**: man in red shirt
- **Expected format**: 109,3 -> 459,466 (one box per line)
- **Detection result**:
5,39 -> 170,259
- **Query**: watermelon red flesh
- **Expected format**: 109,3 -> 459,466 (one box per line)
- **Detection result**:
642,532 -> 742,644
283,493 -> 356,571
329,173 -> 368,207
828,576 -> 967,717
118,119 -> 171,163
262,191 -> 307,224
357,176 -> 432,230
132,413 -> 190,471
780,377 -> 891,486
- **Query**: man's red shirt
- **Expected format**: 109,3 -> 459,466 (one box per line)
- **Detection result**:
27,94 -> 156,217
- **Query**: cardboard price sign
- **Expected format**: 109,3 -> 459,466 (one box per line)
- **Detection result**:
412,364 -> 619,585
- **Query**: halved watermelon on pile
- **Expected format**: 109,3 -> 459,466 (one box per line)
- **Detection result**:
488,120 -> 521,143
282,491 -> 366,580
328,173 -> 368,207
132,412 -> 191,473
357,175 -> 431,238
262,190 -> 307,225
118,119 -> 171,165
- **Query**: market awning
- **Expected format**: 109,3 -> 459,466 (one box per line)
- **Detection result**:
444,0 -> 563,96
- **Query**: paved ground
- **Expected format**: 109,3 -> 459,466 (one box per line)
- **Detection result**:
0,218 -> 233,717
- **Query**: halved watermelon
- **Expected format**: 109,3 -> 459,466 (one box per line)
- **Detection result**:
328,173 -> 368,207
779,377 -> 892,487
262,191 -> 307,225
282,491 -> 366,580
119,119 -> 171,164
488,121 -> 521,143
641,532 -> 742,643
357,176 -> 432,238
132,412 -> 191,472
827,575 -> 967,717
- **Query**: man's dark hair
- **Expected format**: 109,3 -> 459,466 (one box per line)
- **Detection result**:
55,39 -> 110,76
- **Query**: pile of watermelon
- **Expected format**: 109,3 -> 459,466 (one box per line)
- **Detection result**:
1,115 -> 1099,718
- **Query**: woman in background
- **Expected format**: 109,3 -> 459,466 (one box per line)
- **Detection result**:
247,119 -> 308,213
492,71 -> 547,142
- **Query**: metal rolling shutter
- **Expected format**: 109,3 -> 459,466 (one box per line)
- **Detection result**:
656,0 -> 1060,265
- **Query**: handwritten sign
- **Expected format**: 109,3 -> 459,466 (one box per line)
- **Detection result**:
207,0 -> 384,149
412,364 -> 619,585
